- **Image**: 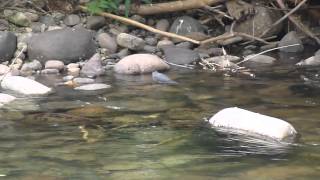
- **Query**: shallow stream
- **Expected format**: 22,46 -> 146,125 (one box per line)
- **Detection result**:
0,52 -> 320,179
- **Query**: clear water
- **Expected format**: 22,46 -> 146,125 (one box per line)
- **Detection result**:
1,54 -> 320,179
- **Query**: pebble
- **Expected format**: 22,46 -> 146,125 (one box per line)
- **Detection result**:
97,33 -> 118,54
45,60 -> 65,71
116,33 -> 145,51
64,14 -> 81,26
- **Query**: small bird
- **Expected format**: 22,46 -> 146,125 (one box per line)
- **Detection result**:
152,71 -> 178,84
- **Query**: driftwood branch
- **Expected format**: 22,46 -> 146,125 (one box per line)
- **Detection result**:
118,0 -> 226,15
79,5 -> 200,44
276,0 -> 320,45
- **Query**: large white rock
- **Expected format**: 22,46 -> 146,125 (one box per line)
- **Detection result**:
1,76 -> 52,95
209,107 -> 297,141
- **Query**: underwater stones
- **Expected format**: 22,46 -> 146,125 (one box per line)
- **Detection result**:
1,76 -> 52,95
209,107 -> 297,141
74,83 -> 111,91
114,54 -> 170,75
152,71 -> 177,84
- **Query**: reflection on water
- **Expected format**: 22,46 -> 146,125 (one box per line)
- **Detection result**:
0,65 -> 320,179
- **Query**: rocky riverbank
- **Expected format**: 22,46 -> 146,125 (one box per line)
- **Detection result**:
0,0 -> 319,102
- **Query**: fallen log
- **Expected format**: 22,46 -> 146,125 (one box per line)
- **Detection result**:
118,0 -> 226,15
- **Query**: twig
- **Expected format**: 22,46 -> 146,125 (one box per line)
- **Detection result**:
163,60 -> 194,69
236,44 -> 299,65
260,0 -> 307,38
118,0 -> 227,15
79,5 -> 200,44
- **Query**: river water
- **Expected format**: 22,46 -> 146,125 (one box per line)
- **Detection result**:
0,53 -> 320,179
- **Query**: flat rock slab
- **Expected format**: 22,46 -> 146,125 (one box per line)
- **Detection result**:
1,76 -> 52,95
209,107 -> 297,141
28,28 -> 96,64
74,83 -> 111,91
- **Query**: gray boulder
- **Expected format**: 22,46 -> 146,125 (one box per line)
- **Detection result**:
233,6 -> 283,37
169,16 -> 205,35
80,53 -> 105,77
0,32 -> 17,62
163,47 -> 200,65
243,54 -> 276,67
114,54 -> 170,75
278,31 -> 304,53
86,16 -> 106,30
28,28 -> 97,64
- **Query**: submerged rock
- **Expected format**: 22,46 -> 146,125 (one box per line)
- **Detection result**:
74,83 -> 111,91
1,76 -> 52,95
209,107 -> 297,141
114,54 -> 170,75
152,71 -> 177,84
